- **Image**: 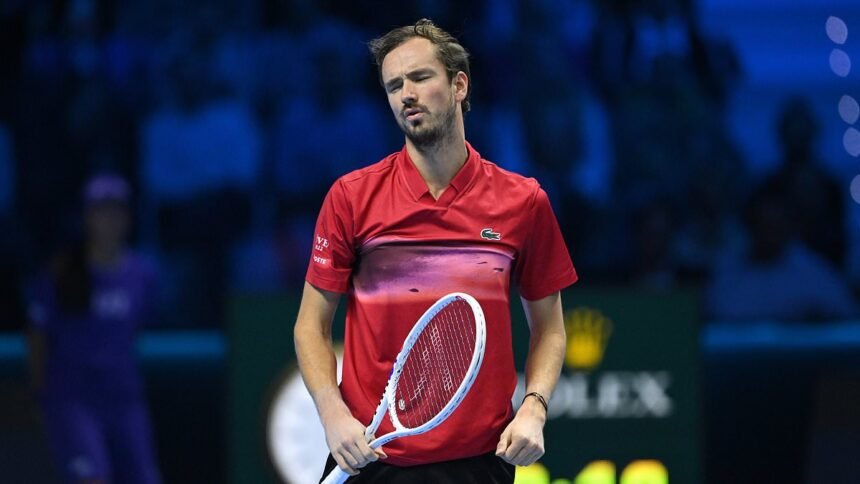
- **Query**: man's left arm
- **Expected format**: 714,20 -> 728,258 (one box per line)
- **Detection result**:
496,291 -> 566,466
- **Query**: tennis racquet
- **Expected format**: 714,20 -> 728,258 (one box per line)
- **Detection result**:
321,292 -> 486,484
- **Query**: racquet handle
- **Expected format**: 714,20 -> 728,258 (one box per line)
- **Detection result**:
321,467 -> 350,484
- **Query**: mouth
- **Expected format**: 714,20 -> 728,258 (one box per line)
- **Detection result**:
403,107 -> 425,122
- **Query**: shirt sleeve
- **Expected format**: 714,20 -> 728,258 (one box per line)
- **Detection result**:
305,179 -> 356,293
515,187 -> 579,300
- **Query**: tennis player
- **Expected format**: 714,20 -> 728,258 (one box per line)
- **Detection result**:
26,174 -> 161,484
294,19 -> 578,483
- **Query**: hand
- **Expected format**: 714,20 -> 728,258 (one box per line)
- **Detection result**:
321,409 -> 387,475
495,397 -> 546,466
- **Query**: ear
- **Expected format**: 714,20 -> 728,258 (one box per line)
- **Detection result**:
453,71 -> 468,104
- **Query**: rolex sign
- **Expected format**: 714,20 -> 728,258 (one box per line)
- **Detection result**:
511,289 -> 703,484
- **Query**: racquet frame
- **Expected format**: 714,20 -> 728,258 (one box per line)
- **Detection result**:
321,292 -> 486,484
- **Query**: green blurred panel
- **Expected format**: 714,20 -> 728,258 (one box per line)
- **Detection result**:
228,293 -> 346,484
228,294 -> 294,484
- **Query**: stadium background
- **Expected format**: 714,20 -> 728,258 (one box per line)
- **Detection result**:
1,0 -> 860,482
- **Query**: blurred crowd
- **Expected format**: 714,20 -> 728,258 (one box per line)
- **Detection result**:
0,0 -> 857,329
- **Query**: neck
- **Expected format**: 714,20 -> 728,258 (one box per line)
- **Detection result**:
88,242 -> 123,269
783,144 -> 812,165
405,123 -> 468,200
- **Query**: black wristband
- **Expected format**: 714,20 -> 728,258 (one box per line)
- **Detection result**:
522,391 -> 548,413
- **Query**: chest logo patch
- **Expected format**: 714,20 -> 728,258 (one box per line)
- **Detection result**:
480,228 -> 501,240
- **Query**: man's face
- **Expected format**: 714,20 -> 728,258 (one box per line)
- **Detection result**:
380,37 -> 464,147
86,202 -> 129,248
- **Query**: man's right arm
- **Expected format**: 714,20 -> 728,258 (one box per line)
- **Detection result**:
294,282 -> 386,475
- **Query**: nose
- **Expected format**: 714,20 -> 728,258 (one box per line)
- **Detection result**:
400,80 -> 417,104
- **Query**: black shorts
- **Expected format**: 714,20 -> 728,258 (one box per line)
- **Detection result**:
319,451 -> 516,483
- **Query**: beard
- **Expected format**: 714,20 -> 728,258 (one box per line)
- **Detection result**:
399,100 -> 457,149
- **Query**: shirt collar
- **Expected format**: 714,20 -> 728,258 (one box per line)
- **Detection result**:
397,141 -> 481,202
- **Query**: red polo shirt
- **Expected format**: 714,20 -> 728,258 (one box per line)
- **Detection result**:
306,141 -> 577,466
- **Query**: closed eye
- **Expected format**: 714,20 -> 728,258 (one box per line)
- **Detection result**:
383,68 -> 437,93
408,70 -> 435,83
385,80 -> 402,93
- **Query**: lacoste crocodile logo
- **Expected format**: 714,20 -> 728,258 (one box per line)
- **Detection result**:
480,228 -> 501,240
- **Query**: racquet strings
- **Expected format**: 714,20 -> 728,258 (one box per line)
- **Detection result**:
394,297 -> 477,429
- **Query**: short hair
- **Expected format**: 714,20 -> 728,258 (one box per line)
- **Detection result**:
368,18 -> 471,113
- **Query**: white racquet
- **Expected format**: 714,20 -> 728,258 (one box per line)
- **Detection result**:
321,292 -> 486,484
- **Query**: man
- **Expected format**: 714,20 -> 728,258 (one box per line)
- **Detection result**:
294,19 -> 578,483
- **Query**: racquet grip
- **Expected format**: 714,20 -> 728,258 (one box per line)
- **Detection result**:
321,466 -> 351,484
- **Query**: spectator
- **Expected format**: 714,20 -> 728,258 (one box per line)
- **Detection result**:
140,50 -> 261,327
141,53 -> 261,207
706,184 -> 857,322
26,173 -> 161,484
272,27 -> 391,217
762,96 -> 845,268
629,199 -> 679,289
